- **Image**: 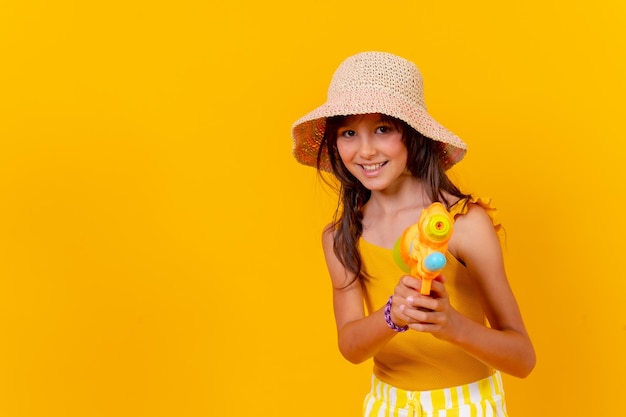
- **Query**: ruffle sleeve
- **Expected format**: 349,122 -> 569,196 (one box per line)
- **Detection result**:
449,196 -> 505,246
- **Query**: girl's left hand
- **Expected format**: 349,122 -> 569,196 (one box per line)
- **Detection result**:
399,276 -> 462,342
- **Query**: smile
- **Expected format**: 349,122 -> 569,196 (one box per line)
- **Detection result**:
360,162 -> 387,172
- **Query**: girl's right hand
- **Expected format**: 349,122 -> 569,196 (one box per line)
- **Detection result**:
391,275 -> 443,327
390,275 -> 423,327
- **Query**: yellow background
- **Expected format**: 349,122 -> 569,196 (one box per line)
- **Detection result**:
1,1 -> 624,416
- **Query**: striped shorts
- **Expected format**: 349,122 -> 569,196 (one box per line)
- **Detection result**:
363,372 -> 508,417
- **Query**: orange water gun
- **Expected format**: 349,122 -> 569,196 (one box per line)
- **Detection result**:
393,202 -> 454,295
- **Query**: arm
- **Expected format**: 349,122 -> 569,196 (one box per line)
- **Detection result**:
322,225 -> 401,364
395,204 -> 536,377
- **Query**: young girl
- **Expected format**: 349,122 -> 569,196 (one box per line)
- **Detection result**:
291,52 -> 535,416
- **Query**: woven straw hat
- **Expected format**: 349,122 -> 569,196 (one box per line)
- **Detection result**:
291,51 -> 467,171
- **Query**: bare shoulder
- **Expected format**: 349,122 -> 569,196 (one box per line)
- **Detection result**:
453,203 -> 495,234
451,202 -> 502,265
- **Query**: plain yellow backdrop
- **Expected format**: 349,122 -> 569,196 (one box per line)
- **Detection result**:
0,1 -> 624,416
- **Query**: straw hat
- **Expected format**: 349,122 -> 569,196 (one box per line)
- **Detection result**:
291,51 -> 467,171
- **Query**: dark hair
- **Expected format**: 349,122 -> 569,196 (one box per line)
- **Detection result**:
317,114 -> 471,287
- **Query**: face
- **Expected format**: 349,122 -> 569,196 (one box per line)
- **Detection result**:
334,113 -> 409,192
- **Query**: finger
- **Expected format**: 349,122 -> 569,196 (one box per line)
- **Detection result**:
428,279 -> 448,299
402,305 -> 437,324
396,302 -> 419,325
400,275 -> 422,291
409,321 -> 442,333
405,295 -> 438,315
399,300 -> 422,321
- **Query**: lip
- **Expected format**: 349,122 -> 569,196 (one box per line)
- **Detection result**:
359,161 -> 387,177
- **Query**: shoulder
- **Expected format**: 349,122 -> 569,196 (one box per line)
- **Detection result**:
448,196 -> 502,241
451,202 -> 503,265
454,202 -> 495,233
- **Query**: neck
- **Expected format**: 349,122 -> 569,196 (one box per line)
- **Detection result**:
360,177 -> 433,249
366,177 -> 430,216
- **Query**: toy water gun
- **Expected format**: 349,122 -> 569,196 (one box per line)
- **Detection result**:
392,202 -> 454,295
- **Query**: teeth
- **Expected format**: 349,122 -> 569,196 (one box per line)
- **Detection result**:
362,163 -> 385,172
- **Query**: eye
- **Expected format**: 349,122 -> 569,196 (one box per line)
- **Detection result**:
338,129 -> 356,138
376,125 -> 393,134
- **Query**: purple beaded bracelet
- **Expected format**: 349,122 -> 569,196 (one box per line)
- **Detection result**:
384,296 -> 408,332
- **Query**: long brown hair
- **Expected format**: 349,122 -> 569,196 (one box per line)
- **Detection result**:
317,114 -> 471,287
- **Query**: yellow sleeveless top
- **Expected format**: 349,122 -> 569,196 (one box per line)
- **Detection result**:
359,197 -> 504,391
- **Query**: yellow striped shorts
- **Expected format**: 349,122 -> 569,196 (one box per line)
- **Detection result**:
363,372 -> 508,417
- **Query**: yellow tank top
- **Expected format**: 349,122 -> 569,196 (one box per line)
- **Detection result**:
359,196 -> 504,391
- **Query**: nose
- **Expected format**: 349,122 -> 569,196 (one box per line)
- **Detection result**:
358,135 -> 376,158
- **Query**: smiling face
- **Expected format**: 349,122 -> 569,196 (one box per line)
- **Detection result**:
334,113 -> 410,192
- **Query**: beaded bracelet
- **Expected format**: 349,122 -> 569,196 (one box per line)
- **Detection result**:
384,296 -> 409,332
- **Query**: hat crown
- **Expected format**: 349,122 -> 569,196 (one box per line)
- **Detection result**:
328,52 -> 426,110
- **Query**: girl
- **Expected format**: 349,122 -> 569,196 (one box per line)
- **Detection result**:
291,52 -> 535,416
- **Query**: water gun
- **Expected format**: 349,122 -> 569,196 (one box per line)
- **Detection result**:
392,202 -> 454,295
